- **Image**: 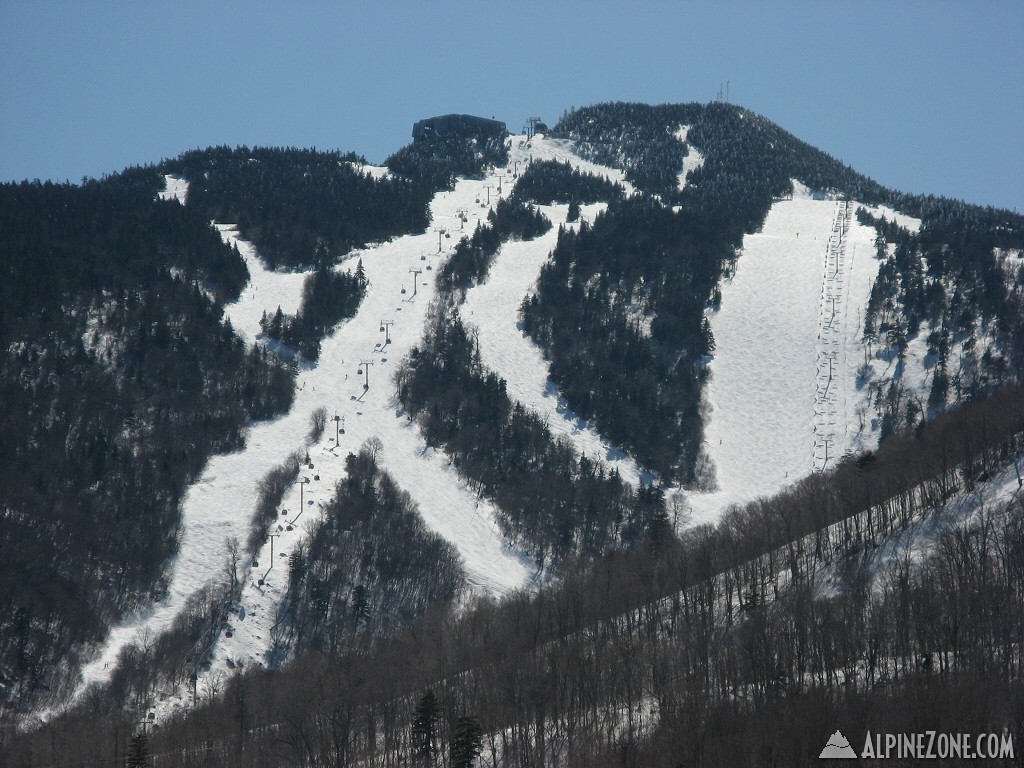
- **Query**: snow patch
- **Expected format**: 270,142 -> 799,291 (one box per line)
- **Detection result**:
159,174 -> 188,205
674,125 -> 704,191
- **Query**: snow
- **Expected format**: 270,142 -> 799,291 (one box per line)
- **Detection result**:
687,191 -> 889,525
461,136 -> 651,487
519,133 -> 635,195
461,202 -> 649,488
70,170 -> 537,718
674,125 -> 704,190
158,174 -> 188,205
215,224 -> 307,343
355,163 -> 391,180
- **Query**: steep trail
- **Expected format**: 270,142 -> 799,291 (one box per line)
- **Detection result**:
70,174 -> 535,715
687,184 -> 883,525
461,134 -> 650,486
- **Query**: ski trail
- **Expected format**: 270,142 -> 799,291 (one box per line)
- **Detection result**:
72,174 -> 533,714
158,174 -> 188,204
461,201 -> 649,487
216,224 -> 308,343
461,135 -> 650,486
687,191 -> 840,525
674,125 -> 704,190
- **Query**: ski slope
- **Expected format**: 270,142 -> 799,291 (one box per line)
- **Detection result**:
674,125 -> 704,190
461,135 -> 650,486
69,173 -> 537,715
687,184 -> 900,524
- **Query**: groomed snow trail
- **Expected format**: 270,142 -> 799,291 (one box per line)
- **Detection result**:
461,135 -> 649,487
73,173 -> 535,716
687,184 -> 884,525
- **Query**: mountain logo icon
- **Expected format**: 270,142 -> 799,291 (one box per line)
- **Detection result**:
819,730 -> 857,759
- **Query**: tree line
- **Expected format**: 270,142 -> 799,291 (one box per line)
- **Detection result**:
11,381 -> 1023,766
0,179 -> 294,716
260,260 -> 368,360
280,443 -> 466,658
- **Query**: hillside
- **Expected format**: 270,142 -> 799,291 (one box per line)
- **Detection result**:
2,102 -> 1023,765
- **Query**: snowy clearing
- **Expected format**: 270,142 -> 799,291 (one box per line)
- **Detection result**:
674,125 -> 704,190
687,188 -> 889,524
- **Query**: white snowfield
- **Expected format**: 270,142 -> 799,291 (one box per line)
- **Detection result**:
687,182 -> 922,525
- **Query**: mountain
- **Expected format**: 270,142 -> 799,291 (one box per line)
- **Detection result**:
2,102 -> 1023,766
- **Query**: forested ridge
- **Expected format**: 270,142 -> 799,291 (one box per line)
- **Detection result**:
152,146 -> 432,271
0,180 -> 293,712
11,382 -> 1022,767
5,102 -> 1024,765
518,102 -> 1024,483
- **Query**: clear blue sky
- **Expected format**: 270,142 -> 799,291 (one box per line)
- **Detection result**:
2,1 -> 1021,211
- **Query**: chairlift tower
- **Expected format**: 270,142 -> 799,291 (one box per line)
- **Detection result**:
483,184 -> 493,206
408,267 -> 423,297
358,359 -> 374,390
379,319 -> 394,346
527,117 -> 543,139
433,227 -> 449,252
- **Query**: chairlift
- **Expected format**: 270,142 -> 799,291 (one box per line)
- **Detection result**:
252,560 -> 259,568
401,287 -> 407,294
281,509 -> 288,516
445,232 -> 451,238
426,264 -> 432,271
286,525 -> 294,532
420,254 -> 426,260
475,197 -> 480,204
379,324 -> 385,332
357,367 -> 363,375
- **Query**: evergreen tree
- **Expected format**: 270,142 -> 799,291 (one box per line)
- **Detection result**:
411,689 -> 438,764
126,731 -> 148,768
450,715 -> 483,768
352,583 -> 371,628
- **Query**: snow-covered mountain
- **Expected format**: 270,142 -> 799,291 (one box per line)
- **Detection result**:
4,103 -> 1024,766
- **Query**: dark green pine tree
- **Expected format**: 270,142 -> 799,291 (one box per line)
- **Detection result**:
126,731 -> 149,768
450,715 -> 484,768
411,689 -> 438,765
352,583 -> 371,628
566,199 -> 580,223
